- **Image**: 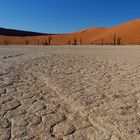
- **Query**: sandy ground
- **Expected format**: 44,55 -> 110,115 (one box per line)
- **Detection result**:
0,45 -> 140,140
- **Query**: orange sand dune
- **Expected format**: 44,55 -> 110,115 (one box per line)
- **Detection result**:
0,19 -> 140,45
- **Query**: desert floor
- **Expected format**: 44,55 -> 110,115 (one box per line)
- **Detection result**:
0,45 -> 140,140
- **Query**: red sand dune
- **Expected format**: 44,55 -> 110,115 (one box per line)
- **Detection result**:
0,19 -> 140,45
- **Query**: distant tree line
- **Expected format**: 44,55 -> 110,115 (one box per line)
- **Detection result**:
67,37 -> 83,45
23,35 -> 53,46
42,35 -> 53,45
91,34 -> 123,45
1,34 -> 124,46
66,34 -> 123,46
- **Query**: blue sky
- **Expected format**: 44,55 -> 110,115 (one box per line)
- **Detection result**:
0,0 -> 140,33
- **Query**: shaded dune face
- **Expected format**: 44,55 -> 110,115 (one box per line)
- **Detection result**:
0,19 -> 140,45
0,27 -> 50,36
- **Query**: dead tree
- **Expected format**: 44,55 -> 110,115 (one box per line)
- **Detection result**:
111,34 -> 122,45
37,40 -> 40,45
111,34 -> 117,45
43,40 -> 48,45
48,35 -> 53,45
73,38 -> 77,45
67,40 -> 71,45
93,40 -> 98,45
80,38 -> 82,45
101,39 -> 104,45
4,40 -> 9,45
117,37 -> 122,45
25,40 -> 29,45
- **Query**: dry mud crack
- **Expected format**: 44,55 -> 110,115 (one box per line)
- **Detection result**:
0,46 -> 140,140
